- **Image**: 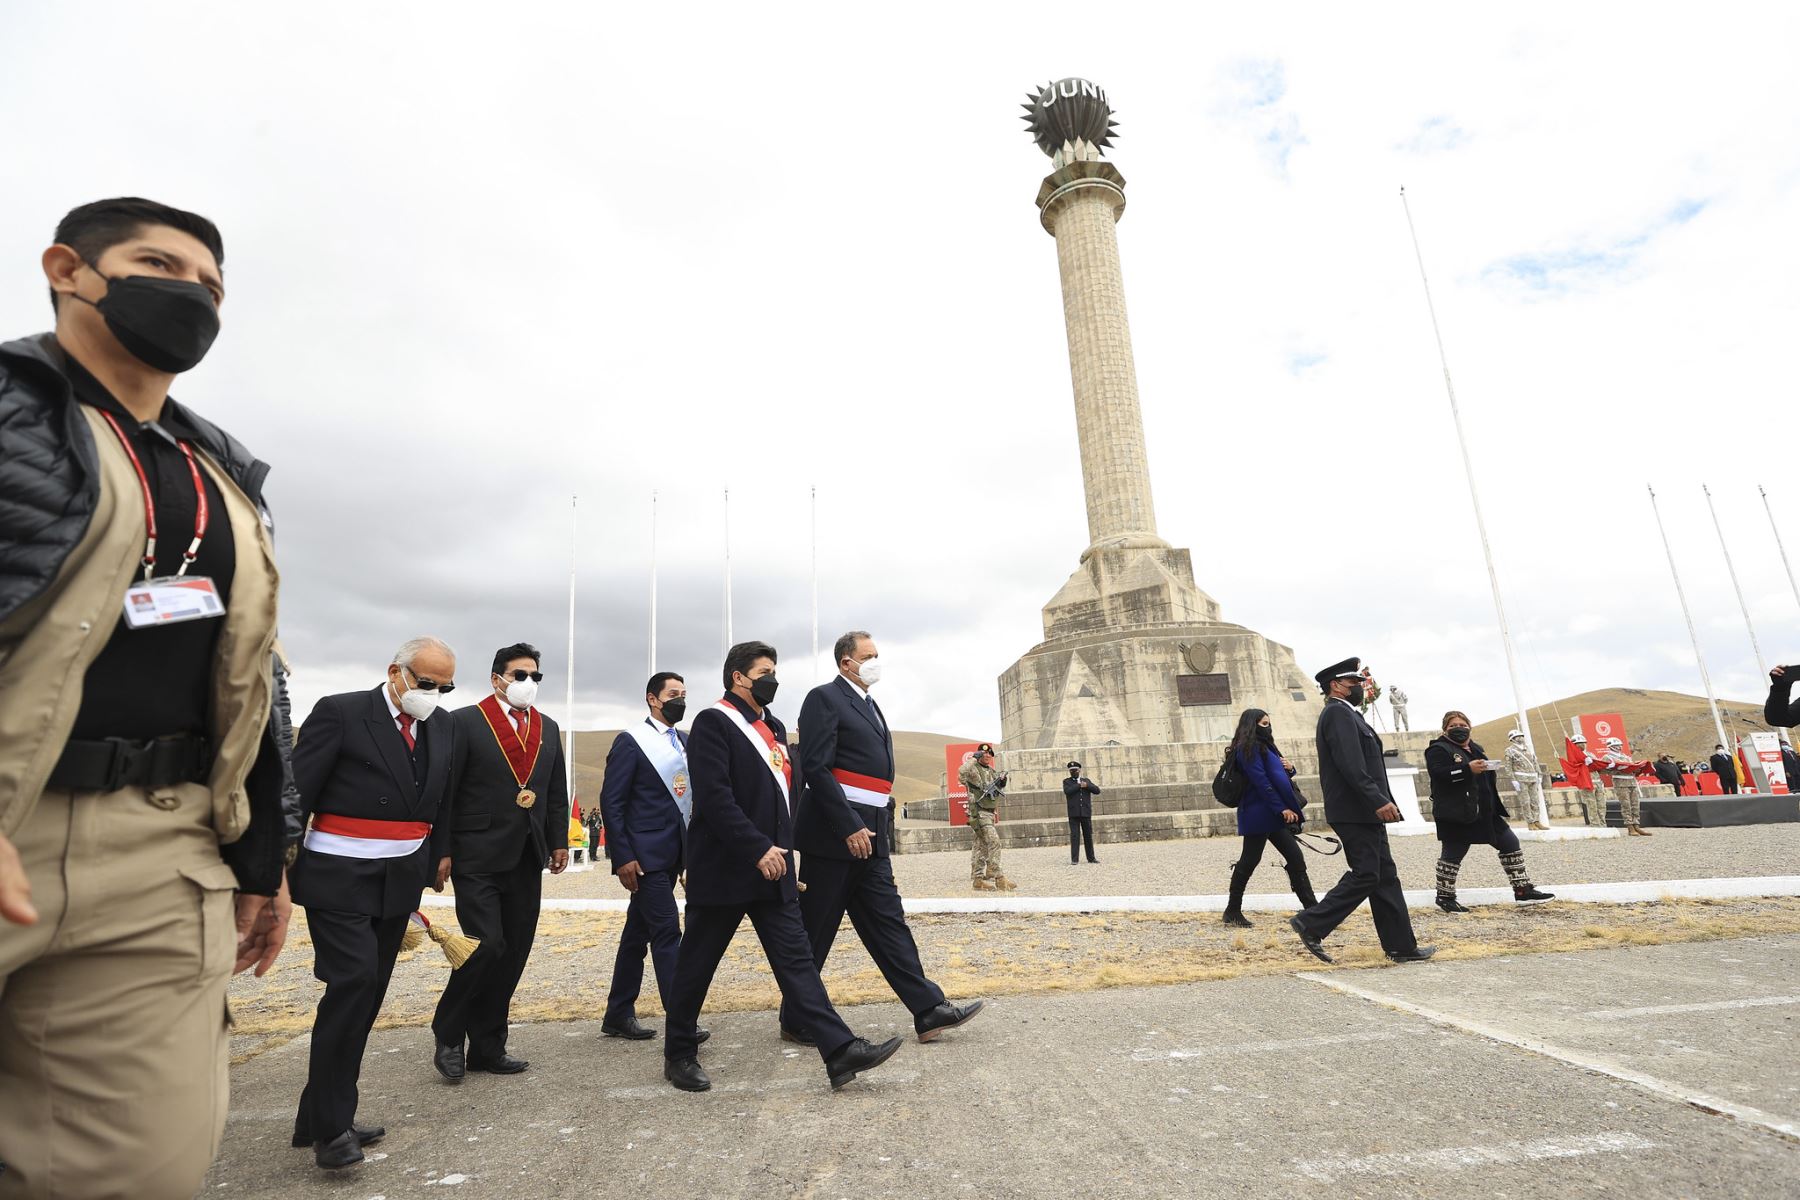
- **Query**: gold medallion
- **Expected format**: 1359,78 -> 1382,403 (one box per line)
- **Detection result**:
673,770 -> 689,798
770,749 -> 785,771
516,788 -> 537,809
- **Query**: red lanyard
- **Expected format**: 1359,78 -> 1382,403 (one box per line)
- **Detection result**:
97,410 -> 209,581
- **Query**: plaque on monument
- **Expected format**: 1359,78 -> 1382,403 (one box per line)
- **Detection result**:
1177,673 -> 1232,707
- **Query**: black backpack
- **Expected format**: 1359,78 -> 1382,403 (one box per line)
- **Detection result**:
1212,745 -> 1247,808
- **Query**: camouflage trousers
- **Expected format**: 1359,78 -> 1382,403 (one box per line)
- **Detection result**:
1583,783 -> 1611,825
970,816 -> 1002,881
1512,778 -> 1546,825
1611,776 -> 1644,826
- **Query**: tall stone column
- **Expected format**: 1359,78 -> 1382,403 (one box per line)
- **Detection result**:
1036,160 -> 1168,562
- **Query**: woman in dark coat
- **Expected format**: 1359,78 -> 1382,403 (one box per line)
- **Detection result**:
1426,710 -> 1555,912
1221,708 -> 1315,927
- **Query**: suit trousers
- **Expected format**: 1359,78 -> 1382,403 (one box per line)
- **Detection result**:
604,867 -> 682,1023
782,852 -> 943,1033
665,897 -> 854,1063
1068,816 -> 1097,862
1295,821 -> 1419,955
432,843 -> 543,1060
0,783 -> 235,1200
294,907 -> 409,1141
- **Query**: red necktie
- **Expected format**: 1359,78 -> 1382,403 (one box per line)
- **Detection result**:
513,709 -> 529,740
397,713 -> 416,751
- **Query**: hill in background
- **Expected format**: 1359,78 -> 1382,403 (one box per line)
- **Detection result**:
1467,688 -> 1774,764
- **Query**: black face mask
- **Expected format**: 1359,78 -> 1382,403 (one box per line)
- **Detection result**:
1255,725 -> 1275,742
659,698 -> 687,725
1344,683 -> 1365,707
748,675 -> 779,707
1447,727 -> 1471,744
76,266 -> 220,374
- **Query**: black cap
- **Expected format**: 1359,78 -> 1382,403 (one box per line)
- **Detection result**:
975,743 -> 995,755
1067,760 -> 1082,770
1313,657 -> 1361,693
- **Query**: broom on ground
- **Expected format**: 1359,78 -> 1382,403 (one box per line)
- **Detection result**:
404,910 -> 480,968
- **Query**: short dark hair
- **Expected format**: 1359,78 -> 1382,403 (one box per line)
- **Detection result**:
646,671 -> 684,701
492,642 -> 541,676
50,197 -> 225,313
723,640 -> 777,690
833,630 -> 872,665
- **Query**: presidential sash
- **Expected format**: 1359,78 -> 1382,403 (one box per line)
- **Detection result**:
830,767 -> 893,810
478,693 -> 544,808
712,698 -> 791,807
304,813 -> 429,860
627,719 -> 692,825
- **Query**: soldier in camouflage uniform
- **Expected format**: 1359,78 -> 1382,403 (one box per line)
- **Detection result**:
1505,730 -> 1548,830
957,744 -> 1015,891
1600,737 -> 1652,836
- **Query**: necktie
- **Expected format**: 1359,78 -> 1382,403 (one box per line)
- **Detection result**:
668,729 -> 683,754
513,709 -> 529,740
867,696 -> 884,730
397,713 -> 416,751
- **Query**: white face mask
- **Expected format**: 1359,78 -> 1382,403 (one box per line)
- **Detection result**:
853,656 -> 882,687
399,685 -> 441,721
504,677 -> 539,709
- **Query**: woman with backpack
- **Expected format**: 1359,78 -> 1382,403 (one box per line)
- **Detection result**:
1221,708 -> 1316,927
1425,710 -> 1555,912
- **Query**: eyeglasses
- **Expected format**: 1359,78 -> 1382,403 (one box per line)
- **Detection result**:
500,669 -> 545,683
405,668 -> 455,694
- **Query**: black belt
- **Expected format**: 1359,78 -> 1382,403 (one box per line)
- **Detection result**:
48,734 -> 212,792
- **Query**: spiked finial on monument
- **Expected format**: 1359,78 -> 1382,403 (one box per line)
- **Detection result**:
1022,78 -> 1119,167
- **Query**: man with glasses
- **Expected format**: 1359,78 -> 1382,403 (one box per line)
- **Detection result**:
287,638 -> 458,1169
431,642 -> 568,1082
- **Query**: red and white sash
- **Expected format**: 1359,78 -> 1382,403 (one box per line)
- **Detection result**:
713,699 -> 791,808
304,813 -> 430,859
830,767 -> 892,810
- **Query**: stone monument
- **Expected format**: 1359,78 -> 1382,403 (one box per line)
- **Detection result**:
996,79 -> 1319,807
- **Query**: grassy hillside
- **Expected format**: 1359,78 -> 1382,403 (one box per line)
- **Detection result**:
1467,688 -> 1772,765
566,727 -> 974,807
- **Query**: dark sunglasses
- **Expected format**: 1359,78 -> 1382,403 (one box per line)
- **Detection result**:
404,668 -> 455,694
499,669 -> 545,683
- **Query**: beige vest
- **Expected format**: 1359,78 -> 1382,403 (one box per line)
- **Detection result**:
0,406 -> 280,840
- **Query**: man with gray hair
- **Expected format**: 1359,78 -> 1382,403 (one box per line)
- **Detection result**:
287,637 -> 460,1169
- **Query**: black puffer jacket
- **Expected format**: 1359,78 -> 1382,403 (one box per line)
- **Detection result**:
0,333 -> 302,892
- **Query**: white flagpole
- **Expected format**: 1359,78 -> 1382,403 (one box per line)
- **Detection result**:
1649,486 -> 1730,751
1761,484 -> 1800,616
648,490 -> 658,678
723,487 -> 733,655
1703,483 -> 1767,678
565,494 -> 578,805
810,485 -> 820,684
1400,188 -> 1544,821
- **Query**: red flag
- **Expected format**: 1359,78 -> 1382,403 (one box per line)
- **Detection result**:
1560,738 -> 1594,790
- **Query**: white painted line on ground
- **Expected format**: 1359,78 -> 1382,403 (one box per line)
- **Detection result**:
1516,827 -> 1625,841
1291,1131 -> 1658,1183
1131,1027 -> 1426,1061
418,874 -> 1800,916
1296,971 -> 1800,1145
1583,995 -> 1800,1021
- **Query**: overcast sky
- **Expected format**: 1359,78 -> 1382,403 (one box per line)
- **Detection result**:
5,3 -> 1797,745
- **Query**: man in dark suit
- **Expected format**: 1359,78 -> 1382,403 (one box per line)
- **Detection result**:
1652,754 -> 1684,790
1768,664 -> 1799,729
787,631 -> 982,1046
288,637 -> 459,1170
599,670 -> 707,1043
1063,760 -> 1101,864
1709,744 -> 1740,793
1288,658 -> 1431,966
662,641 -> 903,1093
431,641 -> 568,1081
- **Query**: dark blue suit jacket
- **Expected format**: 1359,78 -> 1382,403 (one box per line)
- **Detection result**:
1315,700 -> 1392,825
683,693 -> 801,908
600,719 -> 688,875
796,675 -> 895,860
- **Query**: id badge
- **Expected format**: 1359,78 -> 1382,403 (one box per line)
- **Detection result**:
122,576 -> 226,628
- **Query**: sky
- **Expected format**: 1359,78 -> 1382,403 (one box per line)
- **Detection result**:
4,2 -> 1797,746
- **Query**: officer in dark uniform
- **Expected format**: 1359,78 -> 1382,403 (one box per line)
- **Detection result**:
1288,658 -> 1432,965
1062,761 -> 1101,864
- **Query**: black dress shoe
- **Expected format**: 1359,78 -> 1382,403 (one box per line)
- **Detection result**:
665,1056 -> 711,1092
1221,911 -> 1253,928
697,1027 -> 711,1044
825,1036 -> 903,1090
466,1052 -> 529,1074
601,1016 -> 658,1040
434,1041 -> 465,1083
1087,858 -> 1099,864
916,999 -> 985,1043
779,1024 -> 815,1046
1387,947 -> 1438,964
1288,915 -> 1332,963
313,1129 -> 365,1170
292,1122 -> 385,1149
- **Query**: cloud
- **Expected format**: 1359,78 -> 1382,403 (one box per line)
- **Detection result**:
1213,58 -> 1308,175
1398,116 -> 1470,154
1482,198 -> 1710,294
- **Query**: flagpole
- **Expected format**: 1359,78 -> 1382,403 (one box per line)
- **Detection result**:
1703,483 -> 1767,678
722,487 -> 733,655
564,494 -> 578,806
648,490 -> 658,678
1761,484 -> 1800,616
1649,485 -> 1730,750
1400,188 -> 1545,821
810,485 -> 820,684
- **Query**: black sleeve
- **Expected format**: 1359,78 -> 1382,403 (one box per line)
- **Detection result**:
1766,674 -> 1799,729
1323,708 -> 1389,815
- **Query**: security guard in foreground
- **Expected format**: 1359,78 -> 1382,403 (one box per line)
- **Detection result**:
957,744 -> 1015,891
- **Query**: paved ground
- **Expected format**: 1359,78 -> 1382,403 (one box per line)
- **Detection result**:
544,823 -> 1800,902
208,935 -> 1800,1199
